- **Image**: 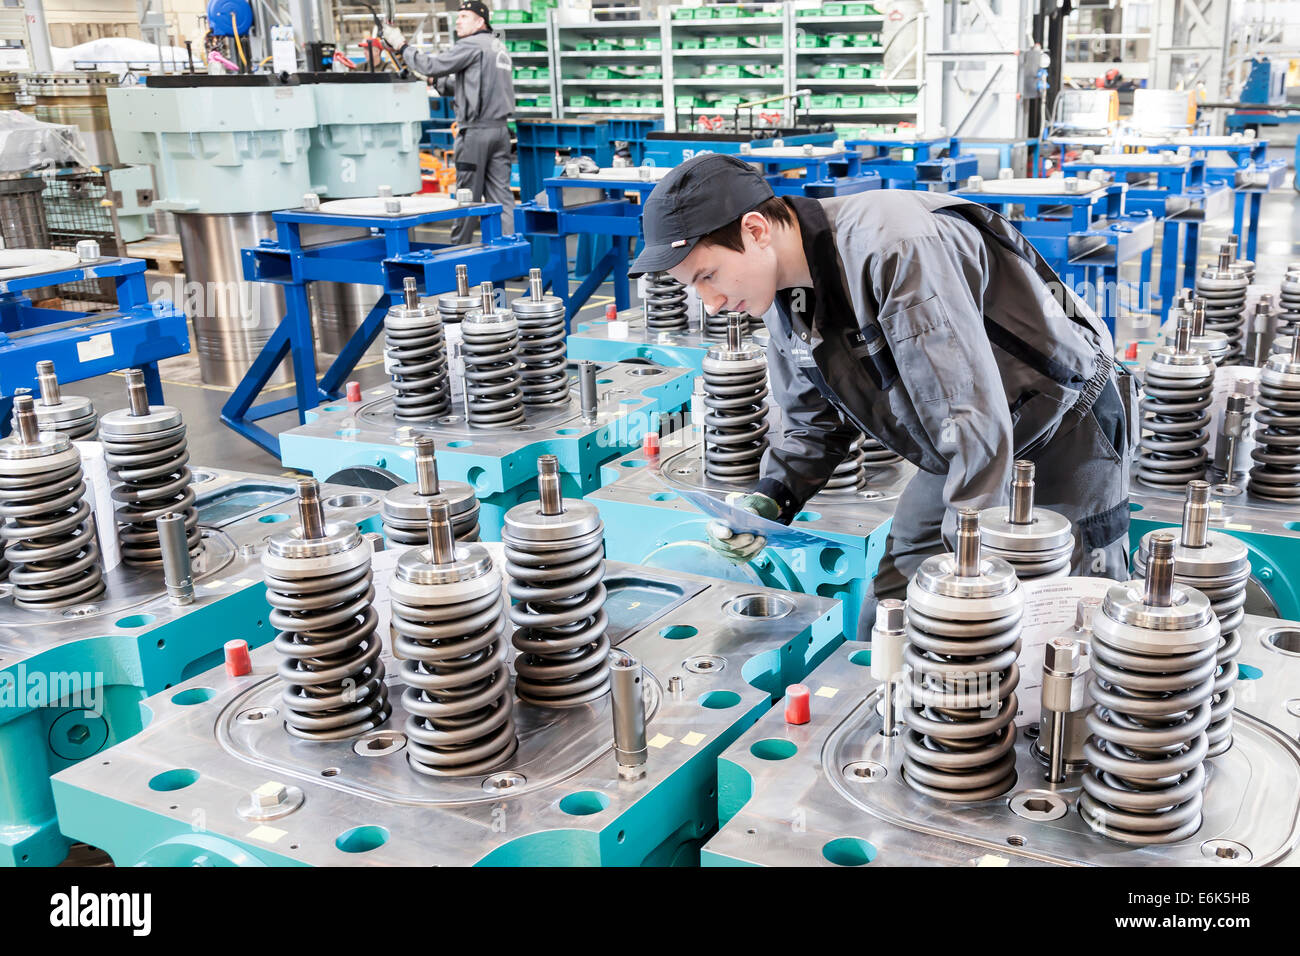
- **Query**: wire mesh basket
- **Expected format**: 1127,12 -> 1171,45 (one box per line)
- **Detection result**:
42,167 -> 126,310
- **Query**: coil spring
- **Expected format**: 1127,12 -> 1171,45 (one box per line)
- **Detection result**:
505,523 -> 611,707
0,452 -> 105,609
35,405 -> 98,441
702,360 -> 770,484
819,434 -> 867,494
1133,549 -> 1247,759
645,272 -> 688,333
393,568 -> 517,776
704,311 -> 751,338
860,434 -> 903,465
267,557 -> 392,740
1247,375 -> 1300,500
1280,273 -> 1300,335
461,319 -> 526,428
901,595 -> 1023,801
1195,268 -> 1248,364
1080,623 -> 1217,845
1136,363 -> 1213,488
514,308 -> 569,407
385,314 -> 451,422
382,500 -> 481,545
982,539 -> 1074,580
102,421 -> 200,567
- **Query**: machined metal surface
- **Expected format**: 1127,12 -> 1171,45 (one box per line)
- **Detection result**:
50,560 -> 841,866
32,360 -> 97,440
381,439 -> 479,544
704,616 -> 1300,867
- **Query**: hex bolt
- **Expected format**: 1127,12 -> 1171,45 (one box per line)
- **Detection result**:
610,650 -> 647,781
1040,636 -> 1082,784
252,781 -> 287,810
579,361 -> 599,423
302,192 -> 320,210
158,512 -> 195,606
870,599 -> 906,736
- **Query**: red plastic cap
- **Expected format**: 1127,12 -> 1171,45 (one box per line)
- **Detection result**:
346,381 -> 362,403
785,684 -> 811,725
224,640 -> 252,677
605,303 -> 618,321
642,432 -> 660,457
1124,341 -> 1138,361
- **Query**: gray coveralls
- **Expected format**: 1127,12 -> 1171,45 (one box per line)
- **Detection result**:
752,193 -> 1133,640
403,30 -> 515,244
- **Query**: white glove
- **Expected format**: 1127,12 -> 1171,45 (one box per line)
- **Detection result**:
382,24 -> 406,52
705,491 -> 779,565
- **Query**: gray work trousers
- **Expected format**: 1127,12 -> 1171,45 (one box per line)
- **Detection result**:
859,375 -> 1133,638
452,125 -> 515,244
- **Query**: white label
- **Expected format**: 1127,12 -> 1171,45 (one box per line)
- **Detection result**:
1014,576 -> 1114,725
382,349 -> 397,375
76,332 -> 114,363
271,25 -> 297,74
608,320 -> 630,340
74,441 -> 121,573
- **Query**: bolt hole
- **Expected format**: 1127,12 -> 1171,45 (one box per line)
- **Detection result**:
1007,835 -> 1026,847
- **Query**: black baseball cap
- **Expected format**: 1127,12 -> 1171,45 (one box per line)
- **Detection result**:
460,0 -> 491,27
629,152 -> 775,278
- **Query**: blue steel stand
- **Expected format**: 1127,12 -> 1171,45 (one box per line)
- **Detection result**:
845,134 -> 979,189
518,174 -> 660,323
519,161 -> 880,321
952,181 -> 1154,332
1060,156 -> 1233,325
0,257 -> 188,431
225,202 -> 530,458
1144,139 -> 1285,264
740,149 -> 883,198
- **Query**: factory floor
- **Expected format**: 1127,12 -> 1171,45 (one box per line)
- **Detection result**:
66,179 -> 1300,476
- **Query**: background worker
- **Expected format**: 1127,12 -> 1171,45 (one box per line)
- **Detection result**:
384,1 -> 515,243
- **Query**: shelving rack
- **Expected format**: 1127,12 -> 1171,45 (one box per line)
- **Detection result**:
398,2 -> 925,134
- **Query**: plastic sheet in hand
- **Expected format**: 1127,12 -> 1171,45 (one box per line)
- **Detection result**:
652,474 -> 829,551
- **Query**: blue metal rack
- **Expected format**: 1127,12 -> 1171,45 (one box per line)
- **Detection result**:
1060,155 -> 1233,325
226,201 -> 530,457
952,180 -> 1155,332
845,134 -> 979,189
1143,138 -> 1285,263
519,157 -> 879,321
0,257 -> 188,430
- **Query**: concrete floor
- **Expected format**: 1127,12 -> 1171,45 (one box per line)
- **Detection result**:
60,177 -> 1300,478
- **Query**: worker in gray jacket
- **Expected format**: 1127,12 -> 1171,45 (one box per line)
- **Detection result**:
384,0 -> 514,243
629,153 -> 1132,632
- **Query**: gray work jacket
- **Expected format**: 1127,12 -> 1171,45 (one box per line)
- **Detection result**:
754,192 -> 1117,544
403,30 -> 514,128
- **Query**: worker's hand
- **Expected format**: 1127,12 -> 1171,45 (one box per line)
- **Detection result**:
705,492 -> 779,565
382,23 -> 406,53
